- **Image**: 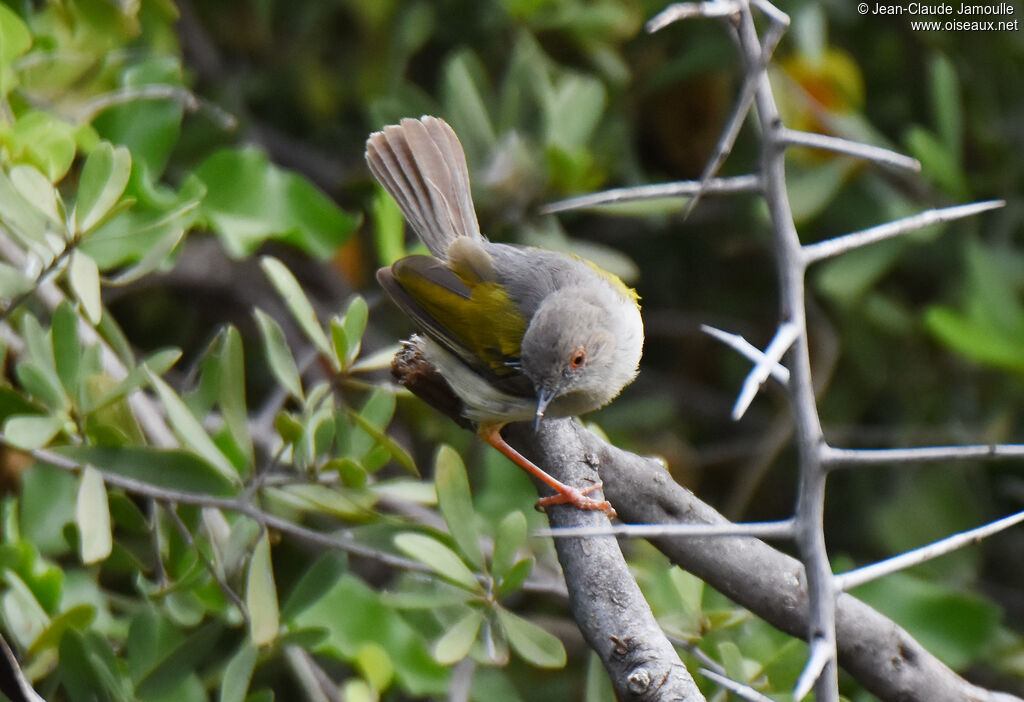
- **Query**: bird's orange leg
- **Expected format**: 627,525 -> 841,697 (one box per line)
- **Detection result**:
478,424 -> 615,517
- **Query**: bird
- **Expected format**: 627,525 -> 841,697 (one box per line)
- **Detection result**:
366,116 -> 643,514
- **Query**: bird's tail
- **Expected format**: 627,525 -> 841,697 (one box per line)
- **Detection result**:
365,116 -> 482,258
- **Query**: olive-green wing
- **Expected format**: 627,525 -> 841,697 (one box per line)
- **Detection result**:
377,255 -> 533,397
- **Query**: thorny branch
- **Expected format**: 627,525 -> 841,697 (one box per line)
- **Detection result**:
548,1 -> 1016,700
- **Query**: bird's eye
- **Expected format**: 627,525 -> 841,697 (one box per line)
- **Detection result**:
569,348 -> 586,369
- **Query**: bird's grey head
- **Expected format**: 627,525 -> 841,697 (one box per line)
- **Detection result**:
520,288 -> 618,428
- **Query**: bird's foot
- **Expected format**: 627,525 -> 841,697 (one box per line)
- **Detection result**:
537,482 -> 616,517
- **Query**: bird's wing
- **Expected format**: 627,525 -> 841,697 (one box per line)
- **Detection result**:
378,256 -> 534,397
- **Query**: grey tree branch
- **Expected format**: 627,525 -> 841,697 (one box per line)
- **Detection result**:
573,422 -> 1022,702
506,421 -> 705,702
539,175 -> 761,214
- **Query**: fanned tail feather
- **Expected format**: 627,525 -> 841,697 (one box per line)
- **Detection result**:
365,116 -> 482,258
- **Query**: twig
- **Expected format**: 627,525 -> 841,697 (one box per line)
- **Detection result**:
679,2 -> 787,220
731,322 -> 798,420
701,324 -> 790,383
646,1 -> 743,32
538,175 -> 760,214
794,638 -> 833,701
699,668 -> 775,702
537,519 -> 794,540
284,646 -> 341,702
801,200 -> 1006,265
73,85 -> 237,130
834,510 -> 1024,592
1,436 -> 451,580
823,443 -> 1024,467
781,128 -> 921,172
163,502 -> 249,621
668,636 -> 726,676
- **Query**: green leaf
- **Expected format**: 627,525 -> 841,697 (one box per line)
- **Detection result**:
75,142 -> 132,234
52,302 -> 81,398
135,621 -> 224,698
0,167 -> 47,244
929,52 -> 962,160
7,111 -> 77,182
0,4 -> 31,68
254,309 -> 304,401
491,511 -> 527,581
58,629 -> 131,702
82,179 -> 201,271
393,532 -> 481,592
290,573 -> 447,696
787,158 -> 855,224
104,222 -> 186,285
218,326 -> 254,464
219,641 -> 257,702
924,307 -> 1024,373
27,604 -> 96,656
3,414 -> 63,450
0,261 -> 32,298
281,552 -> 348,622
247,531 -> 280,646
194,147 -> 358,258
853,571 -> 999,669
1,571 -> 49,649
267,484 -> 376,521
543,74 -> 606,151
354,642 -> 394,691
441,51 -> 497,160
434,445 -> 483,569
55,446 -> 238,497
433,609 -> 482,664
905,126 -> 968,199
339,295 -> 369,368
347,407 -> 417,475
69,251 -> 103,325
75,466 -> 112,564
495,558 -> 533,598
10,164 -> 63,225
146,369 -> 240,485
372,186 -> 406,266
260,256 -> 336,368
91,58 -> 185,182
495,607 -> 566,668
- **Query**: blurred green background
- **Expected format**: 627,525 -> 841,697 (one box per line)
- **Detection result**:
0,0 -> 1022,699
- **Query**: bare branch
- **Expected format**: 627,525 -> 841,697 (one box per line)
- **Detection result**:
701,324 -> 790,383
72,84 -> 238,130
505,421 -> 706,701
781,128 -> 921,172
646,1 -> 742,33
700,668 -> 775,702
834,510 -> 1024,592
794,639 -> 834,701
539,175 -> 760,214
587,426 -> 1022,702
823,443 -> 1024,466
680,0 -> 788,220
731,322 -> 798,420
537,519 -> 794,540
802,200 -> 1006,265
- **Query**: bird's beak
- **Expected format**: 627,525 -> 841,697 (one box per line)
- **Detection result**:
534,386 -> 557,431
